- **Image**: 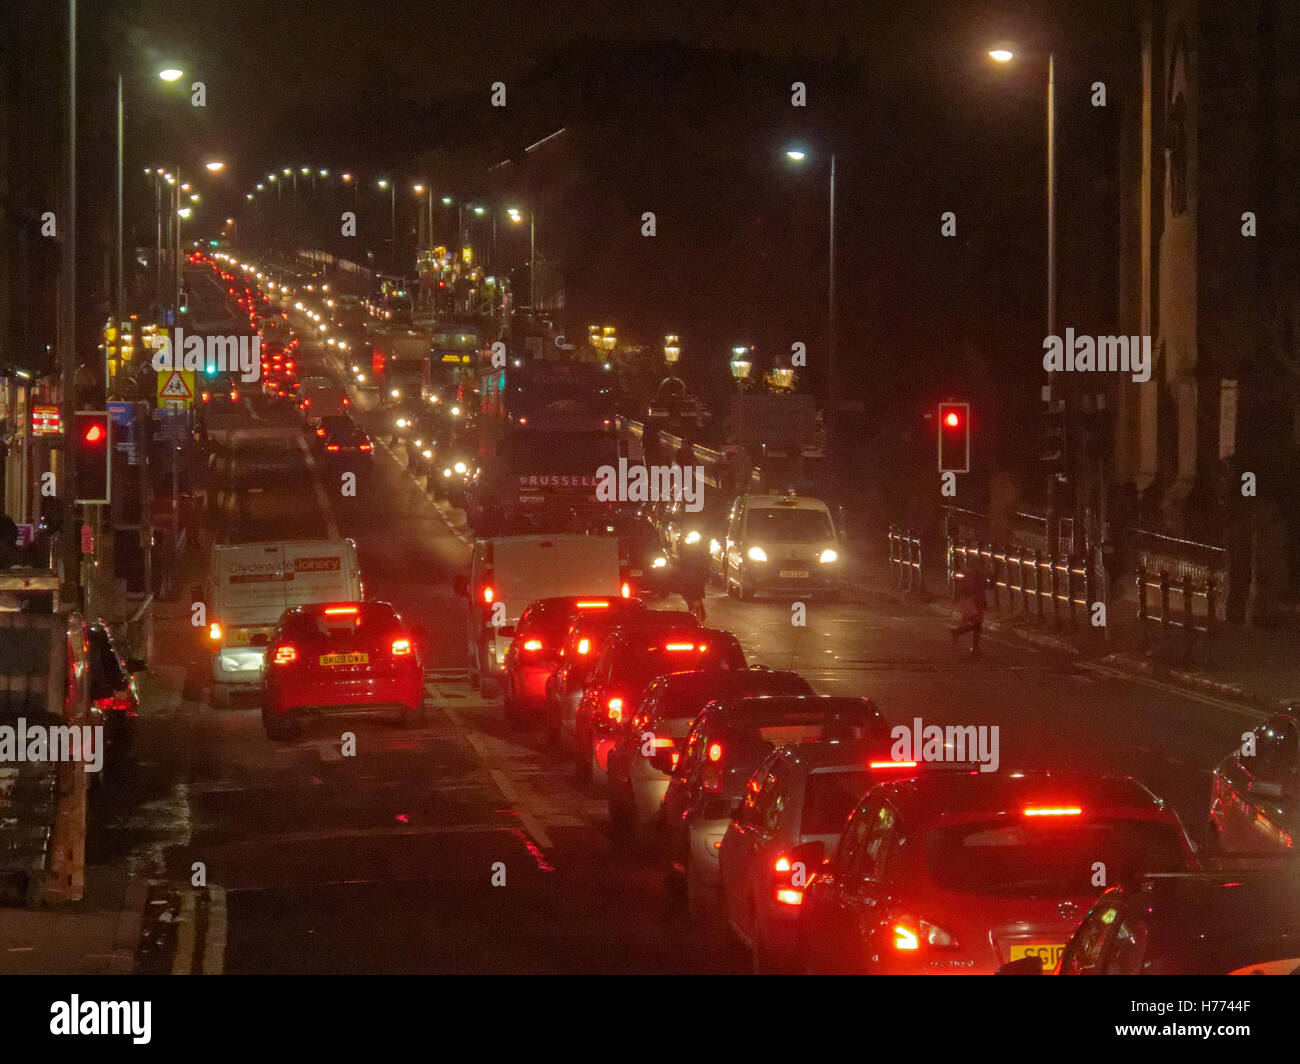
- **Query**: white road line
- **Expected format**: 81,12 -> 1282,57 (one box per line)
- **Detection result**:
1078,661 -> 1269,721
171,889 -> 197,976
202,885 -> 227,975
297,434 -> 341,539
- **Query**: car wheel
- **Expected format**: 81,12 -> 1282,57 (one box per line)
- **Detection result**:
401,703 -> 426,729
262,706 -> 298,742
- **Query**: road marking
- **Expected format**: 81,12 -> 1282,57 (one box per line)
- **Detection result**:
171,889 -> 197,975
297,434 -> 341,539
203,885 -> 227,975
1078,661 -> 1270,721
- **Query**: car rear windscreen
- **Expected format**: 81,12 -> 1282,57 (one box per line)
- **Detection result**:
801,770 -> 873,836
282,606 -> 399,644
924,818 -> 1189,897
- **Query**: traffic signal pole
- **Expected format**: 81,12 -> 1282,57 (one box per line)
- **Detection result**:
60,0 -> 81,612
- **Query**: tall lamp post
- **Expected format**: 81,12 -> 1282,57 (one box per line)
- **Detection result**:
730,345 -> 754,393
377,179 -> 396,265
508,206 -> 535,311
784,147 -> 837,491
989,45 -> 1060,550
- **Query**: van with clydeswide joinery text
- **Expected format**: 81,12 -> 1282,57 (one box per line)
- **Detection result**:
455,535 -> 623,699
206,540 -> 362,706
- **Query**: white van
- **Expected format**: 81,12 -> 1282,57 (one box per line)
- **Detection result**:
720,493 -> 842,601
207,539 -> 362,704
456,535 -> 622,697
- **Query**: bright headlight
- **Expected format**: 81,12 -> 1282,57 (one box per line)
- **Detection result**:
356,373 -> 366,383
338,341 -> 348,350
651,556 -> 668,569
422,449 -> 433,459
413,439 -> 424,447
442,468 -> 453,478
709,538 -> 721,554
390,388 -> 401,399
396,418 -> 409,428
684,530 -> 701,545
819,549 -> 839,564
454,461 -> 467,474
450,406 -> 461,416
747,546 -> 768,563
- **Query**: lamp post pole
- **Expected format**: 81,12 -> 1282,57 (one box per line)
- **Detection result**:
61,0 -> 80,609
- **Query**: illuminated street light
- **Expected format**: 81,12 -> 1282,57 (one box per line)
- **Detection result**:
988,48 -> 1014,62
377,179 -> 389,189
664,334 -> 681,365
341,173 -> 353,182
300,167 -> 310,175
282,168 -> 291,176
256,183 -> 263,190
319,169 -> 329,176
730,344 -> 754,381
177,207 -> 192,218
784,148 -> 807,160
205,160 -> 225,172
441,196 -> 452,205
157,68 -> 184,82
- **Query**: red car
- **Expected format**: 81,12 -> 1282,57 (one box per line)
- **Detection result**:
261,601 -> 425,741
501,596 -> 646,721
799,769 -> 1198,974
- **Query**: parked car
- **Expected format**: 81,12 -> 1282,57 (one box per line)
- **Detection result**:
86,620 -> 143,764
1208,707 -> 1299,854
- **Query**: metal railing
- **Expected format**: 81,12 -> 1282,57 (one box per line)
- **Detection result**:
947,539 -> 1095,630
1136,556 -> 1221,636
888,527 -> 923,590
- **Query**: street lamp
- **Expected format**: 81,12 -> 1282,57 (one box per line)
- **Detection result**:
730,344 -> 754,391
377,179 -> 396,255
664,334 -> 681,366
205,160 -> 224,172
157,67 -> 184,82
508,205 -> 535,310
988,41 -> 1060,547
784,144 -> 838,489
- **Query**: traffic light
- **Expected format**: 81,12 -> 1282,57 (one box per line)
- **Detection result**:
73,411 -> 111,504
1039,399 -> 1067,480
937,401 -> 970,473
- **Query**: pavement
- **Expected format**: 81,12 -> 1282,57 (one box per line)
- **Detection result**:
845,534 -> 1300,716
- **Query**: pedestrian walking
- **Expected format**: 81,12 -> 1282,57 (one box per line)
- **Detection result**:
677,535 -> 711,622
951,562 -> 987,658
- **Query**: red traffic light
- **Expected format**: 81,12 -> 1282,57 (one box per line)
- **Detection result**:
937,401 -> 970,473
944,410 -> 960,428
84,423 -> 104,443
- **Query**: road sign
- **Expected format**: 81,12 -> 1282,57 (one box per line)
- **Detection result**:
32,405 -> 61,435
157,370 -> 195,406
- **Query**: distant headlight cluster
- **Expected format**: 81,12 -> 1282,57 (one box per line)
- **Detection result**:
747,546 -> 767,563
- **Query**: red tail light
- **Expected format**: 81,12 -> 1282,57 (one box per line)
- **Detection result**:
316,427 -> 326,436
707,742 -> 723,762
575,601 -> 609,609
391,638 -> 412,656
326,444 -> 340,451
871,760 -> 919,769
1023,806 -> 1083,817
523,638 -> 543,652
482,586 -> 494,604
343,398 -> 350,406
92,695 -> 132,713
273,645 -> 297,665
665,643 -> 696,652
360,443 -> 372,452
323,606 -> 359,615
620,582 -> 630,598
606,696 -> 624,722
576,637 -> 591,655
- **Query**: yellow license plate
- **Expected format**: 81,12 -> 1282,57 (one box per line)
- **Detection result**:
319,652 -> 369,666
229,629 -> 268,646
1009,943 -> 1066,969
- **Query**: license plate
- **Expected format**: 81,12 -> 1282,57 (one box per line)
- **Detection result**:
229,629 -> 269,646
779,570 -> 810,579
319,652 -> 369,666
1008,943 -> 1066,970
630,569 -> 643,577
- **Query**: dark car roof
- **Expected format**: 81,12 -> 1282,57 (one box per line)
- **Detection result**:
1096,872 -> 1300,974
864,769 -> 1174,827
648,667 -> 813,716
699,694 -> 883,730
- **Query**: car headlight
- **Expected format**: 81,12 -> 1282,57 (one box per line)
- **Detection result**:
709,538 -> 722,554
422,449 -> 433,459
454,461 -> 467,474
450,406 -> 461,416
413,439 -> 423,447
355,373 -> 366,383
442,468 -> 453,478
651,556 -> 668,569
819,549 -> 839,564
684,530 -> 701,545
390,388 -> 400,399
396,418 -> 409,428
747,546 -> 768,563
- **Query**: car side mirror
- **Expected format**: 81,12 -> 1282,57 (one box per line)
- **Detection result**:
453,574 -> 469,598
995,956 -> 1044,976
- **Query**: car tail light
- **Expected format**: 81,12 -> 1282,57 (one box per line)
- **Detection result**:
326,444 -> 340,451
775,888 -> 803,906
482,586 -> 494,604
523,638 -> 544,652
774,856 -> 792,874
893,917 -> 958,951
208,621 -> 222,641
576,637 -> 591,655
707,742 -> 723,762
343,398 -> 350,406
92,695 -> 132,713
665,642 -> 695,652
273,645 -> 297,665
323,606 -> 359,615
360,443 -> 371,452
620,582 -> 630,598
316,427 -> 326,436
391,638 -> 412,656
606,696 -> 624,722
230,390 -> 238,401
1023,806 -> 1083,817
575,601 -> 609,609
870,760 -> 919,769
